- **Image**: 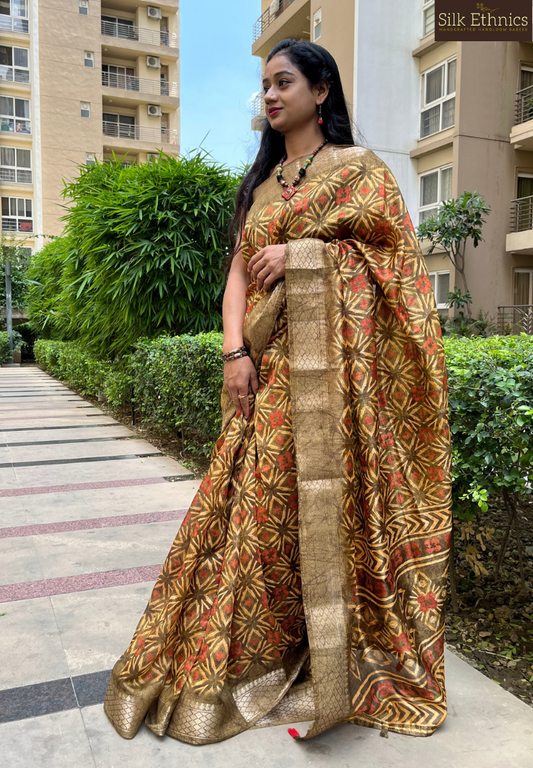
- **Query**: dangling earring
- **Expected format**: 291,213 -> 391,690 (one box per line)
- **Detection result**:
318,103 -> 323,125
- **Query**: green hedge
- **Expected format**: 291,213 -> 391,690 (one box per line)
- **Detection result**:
34,333 -> 224,454
0,329 -> 23,363
35,333 -> 533,516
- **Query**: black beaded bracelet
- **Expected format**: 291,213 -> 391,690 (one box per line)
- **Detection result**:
221,345 -> 249,363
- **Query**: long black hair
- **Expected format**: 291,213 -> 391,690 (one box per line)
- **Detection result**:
226,38 -> 363,276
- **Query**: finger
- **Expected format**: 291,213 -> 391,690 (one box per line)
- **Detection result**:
238,391 -> 250,419
250,370 -> 259,394
247,248 -> 265,272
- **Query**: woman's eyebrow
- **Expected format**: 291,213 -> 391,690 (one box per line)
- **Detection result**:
262,70 -> 295,84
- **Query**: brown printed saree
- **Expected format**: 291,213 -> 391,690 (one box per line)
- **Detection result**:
104,144 -> 453,744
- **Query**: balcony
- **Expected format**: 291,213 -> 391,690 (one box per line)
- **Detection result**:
252,0 -> 310,59
101,20 -> 178,49
102,71 -> 178,98
0,15 -> 29,33
102,120 -> 177,147
510,84 -> 533,150
497,305 -> 533,335
506,195 -> 533,254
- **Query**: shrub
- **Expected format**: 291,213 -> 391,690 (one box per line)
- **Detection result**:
0,329 -> 23,363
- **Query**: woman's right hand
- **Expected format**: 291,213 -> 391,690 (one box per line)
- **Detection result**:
224,355 -> 259,420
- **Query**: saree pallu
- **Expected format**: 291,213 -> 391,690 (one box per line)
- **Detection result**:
104,144 -> 453,744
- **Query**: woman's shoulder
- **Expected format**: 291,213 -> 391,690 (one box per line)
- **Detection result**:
329,144 -> 391,175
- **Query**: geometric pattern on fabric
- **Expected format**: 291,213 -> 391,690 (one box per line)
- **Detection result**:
103,144 -> 453,744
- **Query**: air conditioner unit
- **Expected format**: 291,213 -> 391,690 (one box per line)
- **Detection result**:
147,153 -> 159,163
147,104 -> 162,117
146,55 -> 161,69
81,102 -> 90,111
147,6 -> 162,19
79,0 -> 89,7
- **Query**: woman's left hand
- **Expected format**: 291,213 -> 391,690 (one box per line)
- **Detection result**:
247,244 -> 287,291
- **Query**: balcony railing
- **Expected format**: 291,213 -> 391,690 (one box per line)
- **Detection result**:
102,120 -> 177,145
0,15 -> 29,33
101,20 -> 178,48
253,0 -> 297,42
0,168 -> 32,184
510,195 -> 533,232
102,71 -> 178,97
515,84 -> 533,125
497,305 -> 533,335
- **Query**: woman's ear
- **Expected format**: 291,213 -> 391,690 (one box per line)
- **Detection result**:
316,79 -> 329,105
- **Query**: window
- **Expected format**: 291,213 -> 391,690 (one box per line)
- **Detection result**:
86,152 -> 96,166
422,0 -> 435,37
1,195 -> 32,232
0,146 -> 31,183
313,8 -> 322,41
420,57 -> 456,139
79,0 -> 88,15
0,1 -> 29,32
0,45 -> 29,83
84,51 -> 94,68
80,101 -> 90,118
102,112 -> 136,139
0,95 -> 30,134
514,269 -> 533,305
419,165 -> 453,223
428,271 -> 450,310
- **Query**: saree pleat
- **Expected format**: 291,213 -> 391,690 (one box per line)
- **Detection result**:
104,144 -> 453,743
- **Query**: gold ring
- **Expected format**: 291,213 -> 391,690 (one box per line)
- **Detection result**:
237,393 -> 248,398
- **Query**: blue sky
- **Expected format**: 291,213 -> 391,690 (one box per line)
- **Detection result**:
180,0 -> 262,171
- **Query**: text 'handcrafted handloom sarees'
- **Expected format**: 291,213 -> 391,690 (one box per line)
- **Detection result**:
104,144 -> 453,744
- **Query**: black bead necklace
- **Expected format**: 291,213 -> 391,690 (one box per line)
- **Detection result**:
276,138 -> 329,200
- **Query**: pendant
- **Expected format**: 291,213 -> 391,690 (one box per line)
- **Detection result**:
282,185 -> 297,200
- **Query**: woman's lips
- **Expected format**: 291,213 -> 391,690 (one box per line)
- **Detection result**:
269,108 -> 282,116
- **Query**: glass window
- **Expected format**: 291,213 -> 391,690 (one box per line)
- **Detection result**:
420,58 -> 457,139
84,51 -> 94,68
0,95 -> 30,133
419,165 -> 452,223
0,146 -> 31,183
80,102 -> 90,118
313,9 -> 322,41
1,195 -> 32,232
79,0 -> 88,15
428,271 -> 450,309
0,45 -> 29,83
423,1 -> 435,37
86,152 -> 96,166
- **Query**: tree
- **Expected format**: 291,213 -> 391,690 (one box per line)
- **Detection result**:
27,150 -> 242,356
416,191 -> 491,319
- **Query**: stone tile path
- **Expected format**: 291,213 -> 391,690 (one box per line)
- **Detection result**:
0,366 -> 532,767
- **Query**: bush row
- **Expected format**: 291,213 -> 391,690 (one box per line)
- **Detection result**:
34,334 -> 224,455
34,333 -> 533,518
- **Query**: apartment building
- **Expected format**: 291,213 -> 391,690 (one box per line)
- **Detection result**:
252,0 -> 533,333
0,0 -> 180,254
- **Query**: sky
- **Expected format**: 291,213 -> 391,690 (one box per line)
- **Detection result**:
179,0 -> 262,171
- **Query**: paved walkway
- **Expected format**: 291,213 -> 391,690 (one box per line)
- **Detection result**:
0,365 -> 531,767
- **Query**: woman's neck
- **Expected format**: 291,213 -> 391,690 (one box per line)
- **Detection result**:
283,125 -> 327,164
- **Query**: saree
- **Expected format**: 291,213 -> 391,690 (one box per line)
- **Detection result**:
103,143 -> 453,744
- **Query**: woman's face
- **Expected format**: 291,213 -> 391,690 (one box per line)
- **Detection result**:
262,53 -> 327,134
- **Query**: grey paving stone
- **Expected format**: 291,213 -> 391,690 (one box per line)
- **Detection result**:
4,438 -> 162,463
0,480 -> 200,527
2,425 -> 134,443
0,597 -> 70,690
0,708 -> 96,767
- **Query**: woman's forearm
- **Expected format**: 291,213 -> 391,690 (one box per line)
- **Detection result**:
222,266 -> 249,353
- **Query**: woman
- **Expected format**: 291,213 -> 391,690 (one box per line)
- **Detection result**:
104,38 -> 453,745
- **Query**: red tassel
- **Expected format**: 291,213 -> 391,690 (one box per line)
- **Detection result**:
288,728 -> 300,738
